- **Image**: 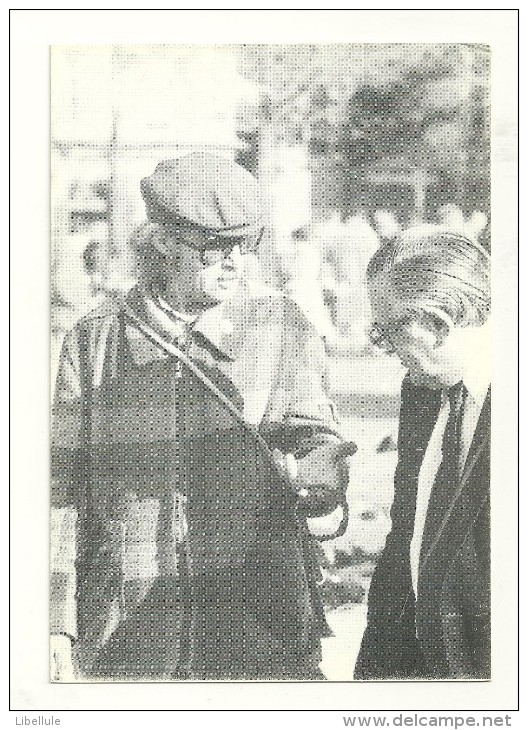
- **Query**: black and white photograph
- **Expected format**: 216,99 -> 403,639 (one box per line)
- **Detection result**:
49,40 -> 493,683
10,7 -> 519,718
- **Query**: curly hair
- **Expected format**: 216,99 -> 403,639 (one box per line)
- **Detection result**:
128,222 -> 176,290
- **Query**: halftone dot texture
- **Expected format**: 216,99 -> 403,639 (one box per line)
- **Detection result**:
51,43 -> 490,682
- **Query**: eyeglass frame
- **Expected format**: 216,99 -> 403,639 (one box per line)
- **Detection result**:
369,307 -> 453,354
163,223 -> 263,267
368,322 -> 401,354
182,235 -> 250,267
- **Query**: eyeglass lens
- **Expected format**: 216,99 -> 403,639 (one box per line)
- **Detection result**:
369,326 -> 396,353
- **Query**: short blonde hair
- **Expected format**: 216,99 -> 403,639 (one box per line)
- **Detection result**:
367,225 -> 491,327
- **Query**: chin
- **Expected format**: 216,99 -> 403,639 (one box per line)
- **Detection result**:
208,289 -> 233,304
214,281 -> 239,300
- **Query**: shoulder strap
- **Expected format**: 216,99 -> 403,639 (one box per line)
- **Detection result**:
124,303 -> 264,442
124,303 -> 348,541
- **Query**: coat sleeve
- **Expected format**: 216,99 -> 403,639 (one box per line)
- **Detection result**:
260,299 -> 348,521
363,377 -> 421,622
260,298 -> 341,450
50,328 -> 84,640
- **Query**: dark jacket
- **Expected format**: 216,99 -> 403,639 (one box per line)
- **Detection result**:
51,286 -> 342,680
355,377 -> 491,680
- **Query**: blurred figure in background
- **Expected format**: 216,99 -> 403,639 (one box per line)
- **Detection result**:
437,203 -> 489,244
337,209 -> 380,350
314,209 -> 381,352
373,208 -> 401,244
355,226 -> 491,679
82,239 -> 136,303
282,225 -> 338,347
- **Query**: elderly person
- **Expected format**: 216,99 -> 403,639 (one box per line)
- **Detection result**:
51,153 -> 354,681
355,226 -> 491,680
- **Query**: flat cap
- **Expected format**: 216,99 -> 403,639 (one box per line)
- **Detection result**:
140,152 -> 263,240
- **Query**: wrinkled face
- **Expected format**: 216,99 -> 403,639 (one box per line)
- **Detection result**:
164,228 -> 244,311
368,273 -> 465,389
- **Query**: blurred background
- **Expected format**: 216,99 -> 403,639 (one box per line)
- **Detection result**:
51,43 -> 490,678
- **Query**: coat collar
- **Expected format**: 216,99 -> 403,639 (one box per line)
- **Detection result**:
124,284 -> 265,366
193,296 -> 246,361
459,386 -> 491,487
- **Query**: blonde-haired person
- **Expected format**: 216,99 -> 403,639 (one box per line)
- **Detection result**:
51,153 -> 354,682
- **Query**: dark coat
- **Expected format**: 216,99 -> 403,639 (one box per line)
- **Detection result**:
355,377 -> 491,680
51,287 -> 341,680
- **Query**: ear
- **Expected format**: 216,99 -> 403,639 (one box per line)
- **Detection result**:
407,308 -> 453,349
426,311 -> 452,348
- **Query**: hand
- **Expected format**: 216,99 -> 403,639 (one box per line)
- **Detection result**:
307,503 -> 346,539
274,439 -> 356,518
294,440 -> 357,493
50,634 -> 75,682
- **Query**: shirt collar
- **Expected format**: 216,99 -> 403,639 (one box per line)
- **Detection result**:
154,293 -> 197,325
128,285 -> 244,362
461,351 -> 491,404
143,292 -> 195,345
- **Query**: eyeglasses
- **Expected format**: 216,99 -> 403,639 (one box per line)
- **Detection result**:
368,316 -> 413,354
198,236 -> 248,267
368,324 -> 397,354
370,308 -> 454,354
181,232 -> 259,267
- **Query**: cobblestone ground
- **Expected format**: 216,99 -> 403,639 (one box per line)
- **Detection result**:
318,413 -> 397,680
322,603 -> 369,681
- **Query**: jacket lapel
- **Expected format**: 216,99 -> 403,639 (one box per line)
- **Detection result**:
399,390 -> 490,621
460,388 -> 491,488
418,387 -> 490,577
413,389 -> 490,675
